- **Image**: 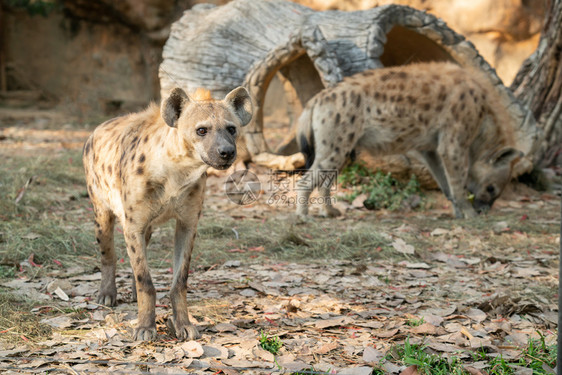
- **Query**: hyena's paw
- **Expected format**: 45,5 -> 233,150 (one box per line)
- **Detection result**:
134,325 -> 157,341
320,206 -> 341,218
97,288 -> 117,307
167,318 -> 201,341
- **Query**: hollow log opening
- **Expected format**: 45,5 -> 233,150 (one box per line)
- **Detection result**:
380,26 -> 455,66
261,25 -> 456,159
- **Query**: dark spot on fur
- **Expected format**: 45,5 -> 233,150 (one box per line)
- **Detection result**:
131,246 -> 136,253
335,147 -> 340,153
397,71 -> 408,79
108,166 -> 113,175
139,154 -> 145,163
322,140 -> 327,145
422,83 -> 430,94
330,93 -> 336,101
348,132 -> 355,142
341,92 -> 347,107
136,274 -> 143,283
350,115 -> 356,124
376,108 -> 382,115
380,73 -> 392,81
436,104 -> 443,111
396,95 -> 403,103
356,95 -> 361,107
137,167 -> 144,175
460,93 -> 465,101
367,107 -> 371,113
136,258 -> 141,265
96,237 -> 101,244
143,135 -> 149,143
335,113 -> 341,126
374,92 -> 380,99
84,141 -> 91,155
423,103 -> 431,111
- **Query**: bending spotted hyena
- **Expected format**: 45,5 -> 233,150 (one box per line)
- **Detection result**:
296,62 -> 523,219
83,87 -> 253,341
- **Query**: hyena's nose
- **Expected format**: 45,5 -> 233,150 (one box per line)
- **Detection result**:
218,146 -> 235,160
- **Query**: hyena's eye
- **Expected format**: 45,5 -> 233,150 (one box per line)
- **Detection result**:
196,127 -> 208,136
486,185 -> 495,195
227,126 -> 236,135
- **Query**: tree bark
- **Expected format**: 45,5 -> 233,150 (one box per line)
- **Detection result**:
511,0 -> 562,167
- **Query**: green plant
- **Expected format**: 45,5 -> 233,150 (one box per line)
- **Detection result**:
259,330 -> 283,355
472,334 -> 556,375
339,162 -> 423,211
519,333 -> 557,372
387,338 -> 468,375
407,316 -> 425,327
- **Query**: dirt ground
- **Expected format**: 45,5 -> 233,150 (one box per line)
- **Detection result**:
0,117 -> 560,374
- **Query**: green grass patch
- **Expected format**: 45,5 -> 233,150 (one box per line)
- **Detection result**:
382,335 -> 557,375
339,162 -> 424,211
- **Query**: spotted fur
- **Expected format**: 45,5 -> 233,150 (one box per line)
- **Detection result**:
296,62 -> 522,218
83,87 -> 253,341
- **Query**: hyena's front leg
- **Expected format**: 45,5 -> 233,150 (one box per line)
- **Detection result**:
131,225 -> 153,303
168,219 -> 201,340
169,183 -> 205,340
123,225 -> 157,341
437,139 -> 477,219
95,209 -> 117,306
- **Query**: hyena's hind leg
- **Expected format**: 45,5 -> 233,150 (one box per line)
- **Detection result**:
296,152 -> 347,218
94,208 -> 118,306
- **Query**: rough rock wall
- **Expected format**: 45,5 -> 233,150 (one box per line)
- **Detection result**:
1,0 -> 227,119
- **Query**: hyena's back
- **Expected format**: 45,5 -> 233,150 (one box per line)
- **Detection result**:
306,62 -> 506,158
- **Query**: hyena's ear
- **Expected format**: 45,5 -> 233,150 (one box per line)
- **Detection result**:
490,147 -> 524,167
162,88 -> 190,128
224,87 -> 253,127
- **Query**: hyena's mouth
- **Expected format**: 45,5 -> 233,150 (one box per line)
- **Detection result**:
202,155 -> 234,170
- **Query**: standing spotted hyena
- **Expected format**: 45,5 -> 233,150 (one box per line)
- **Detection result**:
83,87 -> 253,341
296,62 -> 523,218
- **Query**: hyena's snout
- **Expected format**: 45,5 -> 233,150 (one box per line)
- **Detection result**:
210,137 -> 237,169
473,198 -> 493,214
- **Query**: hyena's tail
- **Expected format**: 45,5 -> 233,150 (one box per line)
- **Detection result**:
296,105 -> 315,169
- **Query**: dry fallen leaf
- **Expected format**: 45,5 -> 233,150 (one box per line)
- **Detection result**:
391,238 -> 415,254
181,341 -> 204,358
